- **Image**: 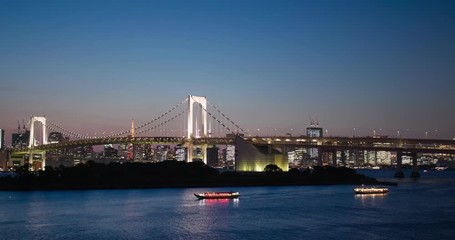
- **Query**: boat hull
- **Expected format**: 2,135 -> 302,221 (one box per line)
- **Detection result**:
353,187 -> 388,194
194,192 -> 240,199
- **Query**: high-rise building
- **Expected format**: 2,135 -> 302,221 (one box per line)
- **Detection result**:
104,144 -> 118,158
0,129 -> 4,150
155,145 -> 171,162
12,131 -> 30,148
307,126 -> 323,138
48,132 -> 64,143
118,143 -> 129,159
225,145 -> 235,167
288,148 -> 307,168
307,125 -> 323,161
174,145 -> 186,161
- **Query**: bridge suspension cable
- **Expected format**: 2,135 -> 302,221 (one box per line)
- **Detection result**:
29,96 -> 243,141
192,99 -> 244,135
135,110 -> 186,135
46,119 -> 85,139
105,98 -> 188,138
206,99 -> 246,134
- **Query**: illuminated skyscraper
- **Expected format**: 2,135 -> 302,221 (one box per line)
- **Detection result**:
48,132 -> 64,144
12,131 -> 30,148
307,125 -> 323,160
307,126 -> 323,138
174,145 -> 186,161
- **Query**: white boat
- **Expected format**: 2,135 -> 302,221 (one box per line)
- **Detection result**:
354,186 -> 388,194
435,166 -> 448,171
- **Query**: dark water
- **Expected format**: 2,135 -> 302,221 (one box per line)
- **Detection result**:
1,169 -> 454,240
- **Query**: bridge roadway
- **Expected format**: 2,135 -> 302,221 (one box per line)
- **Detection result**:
244,136 -> 455,155
12,135 -> 455,155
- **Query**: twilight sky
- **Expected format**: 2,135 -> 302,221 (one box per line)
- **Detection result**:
1,0 -> 454,143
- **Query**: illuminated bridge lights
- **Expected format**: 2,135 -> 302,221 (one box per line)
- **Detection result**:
9,136 -> 455,156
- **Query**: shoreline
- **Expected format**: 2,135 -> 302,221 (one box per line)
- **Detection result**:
0,161 -> 397,191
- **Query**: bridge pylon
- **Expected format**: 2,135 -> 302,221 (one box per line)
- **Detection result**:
28,116 -> 48,148
187,95 -> 208,163
28,116 -> 48,170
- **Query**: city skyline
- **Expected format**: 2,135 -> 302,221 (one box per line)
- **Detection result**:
1,0 -> 454,144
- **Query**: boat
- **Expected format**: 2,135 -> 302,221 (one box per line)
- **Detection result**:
194,191 -> 240,199
353,186 -> 388,194
435,166 -> 448,171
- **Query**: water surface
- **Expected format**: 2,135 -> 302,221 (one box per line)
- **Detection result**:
1,169 -> 454,239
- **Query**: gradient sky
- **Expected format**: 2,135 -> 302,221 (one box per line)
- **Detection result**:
1,0 -> 454,143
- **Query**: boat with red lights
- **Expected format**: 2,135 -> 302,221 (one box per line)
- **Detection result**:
194,191 -> 240,199
353,186 -> 388,194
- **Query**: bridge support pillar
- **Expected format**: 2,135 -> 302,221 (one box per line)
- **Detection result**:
27,150 -> 46,171
202,144 -> 207,164
331,150 -> 337,167
394,149 -> 404,178
317,148 -> 323,166
410,152 -> 420,178
185,141 -> 193,162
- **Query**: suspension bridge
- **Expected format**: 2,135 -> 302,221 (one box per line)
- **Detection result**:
6,95 -> 455,177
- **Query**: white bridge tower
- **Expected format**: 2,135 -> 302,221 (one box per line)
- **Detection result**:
186,95 -> 208,163
28,116 -> 48,148
28,116 -> 48,170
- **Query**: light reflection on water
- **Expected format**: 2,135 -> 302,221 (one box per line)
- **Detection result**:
198,198 -> 240,206
354,193 -> 388,207
0,171 -> 454,239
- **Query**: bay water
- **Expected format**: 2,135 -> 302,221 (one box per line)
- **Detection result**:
0,169 -> 454,239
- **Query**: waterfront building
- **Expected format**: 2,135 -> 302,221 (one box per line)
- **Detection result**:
288,148 -> 307,168
225,145 -> 235,167
207,146 -> 219,167
71,146 -> 94,159
155,145 -> 171,162
174,145 -> 186,161
132,144 -> 146,161
235,136 -> 288,172
142,144 -> 153,161
118,143 -> 129,159
104,144 -> 118,158
345,150 -> 365,167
